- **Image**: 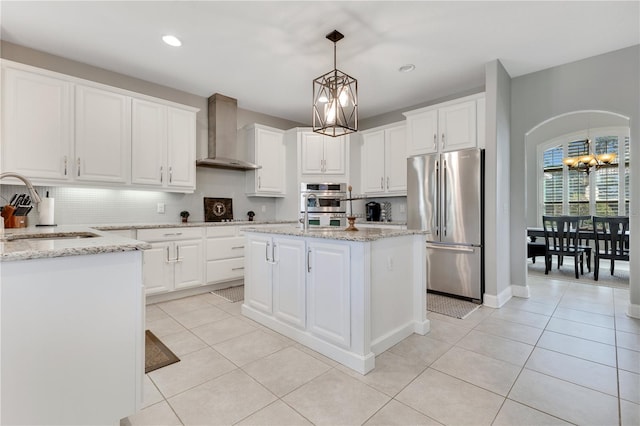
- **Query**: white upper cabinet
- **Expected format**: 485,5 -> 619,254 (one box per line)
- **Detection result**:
245,124 -> 286,197
131,99 -> 166,186
300,131 -> 347,176
75,85 -> 131,183
361,123 -> 407,196
166,107 -> 196,190
404,93 -> 484,156
1,61 -> 198,192
1,66 -> 73,181
132,99 -> 196,191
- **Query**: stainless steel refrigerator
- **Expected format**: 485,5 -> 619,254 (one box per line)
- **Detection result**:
407,148 -> 484,302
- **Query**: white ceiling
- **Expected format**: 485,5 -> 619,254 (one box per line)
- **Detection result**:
1,1 -> 638,124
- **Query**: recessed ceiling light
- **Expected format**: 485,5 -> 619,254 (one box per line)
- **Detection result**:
398,64 -> 416,73
162,35 -> 182,47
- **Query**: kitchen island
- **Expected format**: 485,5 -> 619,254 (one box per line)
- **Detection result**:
242,226 -> 429,374
0,226 -> 148,425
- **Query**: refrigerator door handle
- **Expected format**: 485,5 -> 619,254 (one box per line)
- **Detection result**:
435,160 -> 440,236
443,159 -> 447,236
426,243 -> 475,253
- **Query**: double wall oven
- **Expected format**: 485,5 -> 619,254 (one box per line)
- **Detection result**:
300,182 -> 346,227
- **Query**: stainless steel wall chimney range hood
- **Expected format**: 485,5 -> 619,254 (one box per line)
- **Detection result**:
196,93 -> 260,171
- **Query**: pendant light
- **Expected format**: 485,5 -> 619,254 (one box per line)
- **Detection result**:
312,30 -> 358,137
562,119 -> 616,174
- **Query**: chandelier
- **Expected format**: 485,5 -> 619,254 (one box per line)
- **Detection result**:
562,137 -> 616,174
312,30 -> 358,137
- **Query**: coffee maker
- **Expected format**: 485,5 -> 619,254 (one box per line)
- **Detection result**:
366,201 -> 381,221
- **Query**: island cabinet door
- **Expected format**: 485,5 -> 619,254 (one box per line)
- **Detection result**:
245,235 -> 273,314
306,242 -> 351,349
272,237 -> 307,329
143,242 -> 174,295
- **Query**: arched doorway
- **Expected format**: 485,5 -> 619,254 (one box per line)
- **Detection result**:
523,110 -> 631,289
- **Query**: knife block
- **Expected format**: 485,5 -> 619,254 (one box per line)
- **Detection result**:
1,205 -> 27,228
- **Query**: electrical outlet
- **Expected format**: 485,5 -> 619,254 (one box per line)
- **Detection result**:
157,203 -> 165,214
261,205 -> 266,213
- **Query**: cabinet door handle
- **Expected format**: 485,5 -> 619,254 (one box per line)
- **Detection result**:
265,241 -> 270,262
165,246 -> 172,263
231,246 -> 244,250
232,267 -> 245,271
163,232 -> 182,237
63,156 -> 68,176
307,248 -> 311,272
258,175 -> 261,189
442,132 -> 445,148
380,177 -> 384,189
160,166 -> 163,183
176,245 -> 181,262
169,166 -> 173,183
433,133 -> 437,150
387,177 -> 390,190
77,157 -> 81,176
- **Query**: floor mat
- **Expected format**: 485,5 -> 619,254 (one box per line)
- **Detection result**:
211,285 -> 244,303
145,330 -> 180,374
427,293 -> 480,319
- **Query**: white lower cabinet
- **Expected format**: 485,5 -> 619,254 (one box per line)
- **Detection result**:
245,235 -> 274,314
138,227 -> 204,296
245,234 -> 306,325
244,234 -> 351,347
273,238 -> 307,329
206,226 -> 246,285
306,241 -> 351,348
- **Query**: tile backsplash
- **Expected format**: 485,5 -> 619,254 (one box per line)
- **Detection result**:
0,168 -> 278,226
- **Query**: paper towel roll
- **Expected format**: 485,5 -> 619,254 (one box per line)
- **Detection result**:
38,198 -> 55,225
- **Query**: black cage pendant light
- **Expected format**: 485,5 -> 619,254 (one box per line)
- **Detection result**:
313,30 -> 358,137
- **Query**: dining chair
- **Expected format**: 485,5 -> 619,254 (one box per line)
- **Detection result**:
557,215 -> 592,273
592,216 -> 630,281
542,215 -> 586,279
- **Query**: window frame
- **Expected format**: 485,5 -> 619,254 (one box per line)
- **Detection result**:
536,126 -> 629,225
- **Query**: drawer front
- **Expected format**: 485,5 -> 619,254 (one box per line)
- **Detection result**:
207,236 -> 245,260
207,258 -> 245,283
137,227 -> 203,242
206,226 -> 238,238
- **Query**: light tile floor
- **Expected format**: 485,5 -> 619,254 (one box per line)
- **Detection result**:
122,276 -> 639,426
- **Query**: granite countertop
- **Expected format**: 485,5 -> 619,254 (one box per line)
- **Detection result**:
93,220 -> 295,231
0,225 -> 150,262
244,225 -> 425,242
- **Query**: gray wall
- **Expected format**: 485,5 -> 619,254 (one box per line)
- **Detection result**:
484,60 -> 512,305
510,45 -> 640,307
1,41 -> 303,224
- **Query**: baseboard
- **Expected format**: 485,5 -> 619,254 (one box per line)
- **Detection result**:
627,303 -> 640,319
511,284 -> 531,298
146,279 -> 243,304
483,286 -> 513,308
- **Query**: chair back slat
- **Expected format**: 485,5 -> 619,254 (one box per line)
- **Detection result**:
593,216 -> 630,260
542,215 -> 581,253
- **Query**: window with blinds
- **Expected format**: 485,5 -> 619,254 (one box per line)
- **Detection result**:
539,128 -> 630,221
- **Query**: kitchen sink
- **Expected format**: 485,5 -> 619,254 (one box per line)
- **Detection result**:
0,231 -> 99,242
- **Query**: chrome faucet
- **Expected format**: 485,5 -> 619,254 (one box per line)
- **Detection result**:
0,172 -> 43,234
0,172 -> 43,205
303,193 -> 318,231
